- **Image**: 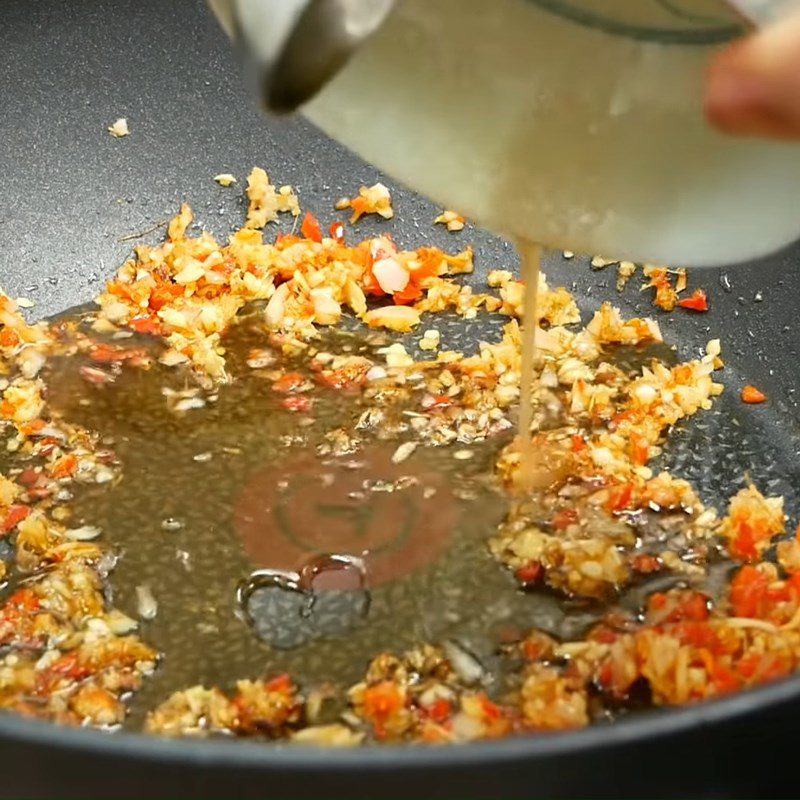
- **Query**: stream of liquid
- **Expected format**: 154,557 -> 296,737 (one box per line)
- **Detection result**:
515,241 -> 541,490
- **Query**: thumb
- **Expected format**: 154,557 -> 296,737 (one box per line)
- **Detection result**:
705,11 -> 800,140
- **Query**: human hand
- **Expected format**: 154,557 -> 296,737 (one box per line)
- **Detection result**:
706,11 -> 800,139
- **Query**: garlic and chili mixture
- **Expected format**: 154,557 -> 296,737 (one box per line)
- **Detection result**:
0,296 -> 156,726
587,256 -> 710,313
0,166 -> 793,745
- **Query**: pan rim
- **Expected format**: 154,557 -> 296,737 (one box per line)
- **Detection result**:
1,669 -> 798,769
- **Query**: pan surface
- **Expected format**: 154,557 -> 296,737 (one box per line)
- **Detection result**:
2,0 -> 800,797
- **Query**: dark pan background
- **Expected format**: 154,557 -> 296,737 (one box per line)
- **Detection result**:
2,0 -> 800,797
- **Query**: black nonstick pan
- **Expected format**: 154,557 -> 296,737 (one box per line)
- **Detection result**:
3,0 -> 800,797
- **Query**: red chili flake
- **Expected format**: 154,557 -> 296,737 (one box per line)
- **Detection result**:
265,673 -> 294,694
274,233 -> 301,248
421,698 -> 451,724
280,395 -> 313,414
632,553 -> 661,574
0,328 -> 20,347
50,454 -> 78,479
392,282 -> 423,306
630,434 -> 649,466
2,505 -> 30,534
741,385 -> 767,404
49,653 -> 85,678
589,626 -> 618,645
19,419 -> 46,437
649,593 -> 666,611
737,652 -> 791,684
328,221 -> 345,244
711,663 -> 741,694
26,486 -> 53,502
478,695 -> 503,721
597,662 -> 619,693
363,682 -> 404,716
271,372 -> 307,393
422,394 -> 452,411
571,434 -> 587,452
648,590 -> 709,623
604,482 -> 635,514
670,621 -> 719,650
128,315 -> 163,336
5,589 -> 40,614
35,652 -> 92,696
515,561 -> 543,585
300,212 -> 323,243
521,637 -> 549,661
730,520 -> 759,562
677,289 -> 709,312
79,365 -> 115,385
88,343 -> 146,365
551,508 -> 579,531
315,364 -> 370,391
730,565 -> 772,618
363,681 -> 405,739
147,283 -> 183,311
17,468 -> 41,488
685,598 -> 713,624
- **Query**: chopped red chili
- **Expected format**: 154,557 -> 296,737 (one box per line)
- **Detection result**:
300,212 -> 323,243
677,289 -> 709,312
741,385 -> 767,404
271,372 -> 307,393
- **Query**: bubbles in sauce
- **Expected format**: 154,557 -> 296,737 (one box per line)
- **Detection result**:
238,555 -> 370,650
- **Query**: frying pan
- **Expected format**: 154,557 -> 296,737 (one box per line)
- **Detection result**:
3,0 -> 800,797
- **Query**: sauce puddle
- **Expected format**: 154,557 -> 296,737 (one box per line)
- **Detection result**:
37,308 -> 585,726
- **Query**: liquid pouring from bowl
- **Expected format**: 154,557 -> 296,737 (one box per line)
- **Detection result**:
211,0 -> 800,267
